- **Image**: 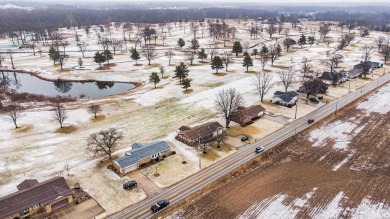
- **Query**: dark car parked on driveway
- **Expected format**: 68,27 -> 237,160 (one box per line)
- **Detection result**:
309,97 -> 320,103
151,200 -> 170,213
308,118 -> 315,124
123,180 -> 137,190
241,135 -> 249,141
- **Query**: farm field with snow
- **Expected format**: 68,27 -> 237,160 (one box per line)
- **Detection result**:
162,83 -> 390,219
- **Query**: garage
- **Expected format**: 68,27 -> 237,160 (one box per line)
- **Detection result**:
50,198 -> 69,210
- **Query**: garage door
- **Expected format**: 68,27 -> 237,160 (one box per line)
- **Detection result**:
51,198 -> 69,210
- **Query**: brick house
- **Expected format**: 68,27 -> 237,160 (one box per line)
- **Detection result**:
230,105 -> 266,127
176,121 -> 224,146
113,141 -> 171,174
0,177 -> 74,219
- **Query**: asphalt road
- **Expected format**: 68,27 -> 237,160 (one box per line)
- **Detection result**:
108,73 -> 390,219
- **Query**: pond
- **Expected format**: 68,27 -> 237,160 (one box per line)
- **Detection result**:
0,71 -> 136,98
0,44 -> 19,49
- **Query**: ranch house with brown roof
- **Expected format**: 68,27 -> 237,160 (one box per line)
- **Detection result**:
176,121 -> 224,146
230,105 -> 266,127
0,177 -> 74,219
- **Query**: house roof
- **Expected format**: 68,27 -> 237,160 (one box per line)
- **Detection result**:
177,122 -> 223,141
230,105 -> 266,124
319,71 -> 347,81
114,141 -> 170,169
354,61 -> 380,69
17,179 -> 39,191
273,91 -> 299,102
0,177 -> 74,218
346,69 -> 362,78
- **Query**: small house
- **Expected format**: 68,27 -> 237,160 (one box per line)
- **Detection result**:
230,105 -> 266,127
113,141 -> 171,174
346,69 -> 362,79
176,122 -> 224,146
319,71 -> 348,85
353,61 -> 381,70
271,91 -> 299,107
0,177 -> 74,219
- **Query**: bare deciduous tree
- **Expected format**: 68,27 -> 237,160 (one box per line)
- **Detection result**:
64,162 -> 71,176
360,45 -> 374,62
301,57 -> 313,77
77,41 -> 88,58
214,88 -> 244,128
278,68 -> 296,93
86,128 -> 124,159
88,104 -> 102,118
319,23 -> 331,42
375,36 -> 386,51
53,103 -> 68,128
223,51 -> 233,72
267,23 -> 276,38
165,49 -> 174,65
141,45 -> 157,65
260,54 -> 269,70
215,131 -> 227,148
251,71 -> 274,102
380,45 -> 390,64
5,104 -> 23,128
321,54 -> 343,72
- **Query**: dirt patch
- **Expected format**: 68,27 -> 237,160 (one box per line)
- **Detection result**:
14,124 -> 33,133
97,63 -> 117,70
245,70 -> 257,73
55,125 -> 78,134
146,63 -> 161,68
91,115 -> 106,123
133,63 -> 143,66
272,65 -> 289,69
183,89 -> 194,94
212,73 -> 227,76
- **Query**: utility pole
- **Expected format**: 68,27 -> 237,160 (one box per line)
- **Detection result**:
335,102 -> 339,115
348,79 -> 351,92
294,100 -> 298,119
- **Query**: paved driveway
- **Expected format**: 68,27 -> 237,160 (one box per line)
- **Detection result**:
127,170 -> 162,196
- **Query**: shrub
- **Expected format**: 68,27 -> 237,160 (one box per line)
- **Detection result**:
162,154 -> 167,158
171,151 -> 176,155
181,160 -> 187,164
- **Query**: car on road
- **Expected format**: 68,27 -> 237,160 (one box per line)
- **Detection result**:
255,146 -> 264,153
308,118 -> 315,124
123,180 -> 137,190
151,200 -> 170,213
241,135 -> 249,141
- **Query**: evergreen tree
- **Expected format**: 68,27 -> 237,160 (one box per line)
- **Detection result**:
242,53 -> 253,72
173,62 -> 189,84
182,78 -> 191,91
93,52 -> 106,68
149,71 -> 160,88
190,38 -> 199,50
198,48 -> 208,62
251,49 -> 259,58
177,38 -> 185,49
103,49 -> 113,65
49,47 -> 60,64
261,45 -> 269,55
232,41 -> 243,56
130,47 -> 140,64
298,34 -> 307,48
211,55 -> 224,74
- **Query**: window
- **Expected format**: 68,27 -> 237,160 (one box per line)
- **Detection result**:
33,204 -> 39,209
